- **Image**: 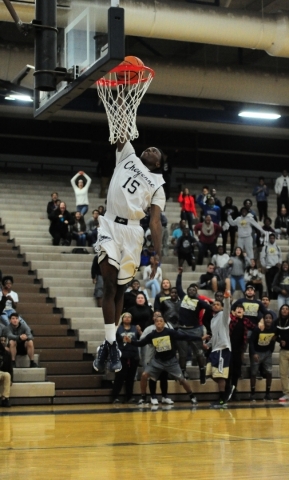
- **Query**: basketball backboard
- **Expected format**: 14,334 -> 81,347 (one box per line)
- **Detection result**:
34,0 -> 124,120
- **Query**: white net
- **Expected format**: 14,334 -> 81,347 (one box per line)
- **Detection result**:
96,66 -> 154,144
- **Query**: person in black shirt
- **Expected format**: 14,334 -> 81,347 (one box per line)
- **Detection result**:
221,196 -> 239,255
123,279 -> 148,312
249,313 -> 276,401
160,287 -> 181,328
232,284 -> 268,326
198,263 -> 224,293
125,316 -> 207,405
276,304 -> 289,402
127,293 -> 153,333
176,228 -> 197,271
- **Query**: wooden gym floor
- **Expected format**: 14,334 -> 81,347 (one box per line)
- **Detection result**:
1,402 -> 289,480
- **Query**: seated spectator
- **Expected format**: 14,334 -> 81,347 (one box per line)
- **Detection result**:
127,293 -> 153,333
272,261 -> 289,309
143,256 -> 162,299
178,187 -> 197,233
198,263 -> 224,293
140,245 -> 155,267
228,207 -> 265,260
227,247 -> 250,295
221,196 -> 239,256
111,312 -> 140,404
211,245 -> 230,281
260,294 -> 277,321
154,279 -> 172,312
202,197 -> 221,225
196,185 -> 210,216
210,188 -> 222,209
5,313 -> 37,368
0,276 -> 23,327
176,227 -> 197,271
70,170 -> 92,216
159,287 -> 181,328
244,259 -> 264,299
71,211 -> 87,246
86,209 -> 99,246
194,215 -> 222,265
91,256 -> 103,307
49,201 -> 74,246
171,220 -> 187,244
0,332 -> 13,407
252,177 -> 269,222
274,206 -> 289,239
260,233 -> 281,299
249,312 -> 276,401
123,280 -> 149,311
46,192 -> 59,218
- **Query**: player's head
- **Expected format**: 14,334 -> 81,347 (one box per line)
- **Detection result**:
187,283 -> 198,298
264,312 -> 273,328
154,316 -> 165,331
234,305 -> 244,318
121,312 -> 132,325
245,284 -> 255,298
140,147 -> 163,172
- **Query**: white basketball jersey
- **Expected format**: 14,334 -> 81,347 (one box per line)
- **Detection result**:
106,142 -> 166,220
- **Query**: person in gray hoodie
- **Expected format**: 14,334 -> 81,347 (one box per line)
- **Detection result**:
260,232 -> 282,299
228,207 -> 265,260
4,313 -> 37,368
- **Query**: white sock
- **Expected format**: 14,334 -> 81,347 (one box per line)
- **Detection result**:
105,324 -> 116,344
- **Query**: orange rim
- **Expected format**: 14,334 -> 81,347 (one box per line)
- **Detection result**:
96,65 -> 155,87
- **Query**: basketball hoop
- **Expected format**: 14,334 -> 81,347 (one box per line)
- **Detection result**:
96,64 -> 154,144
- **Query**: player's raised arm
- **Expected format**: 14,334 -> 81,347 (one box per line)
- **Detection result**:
150,204 -> 162,262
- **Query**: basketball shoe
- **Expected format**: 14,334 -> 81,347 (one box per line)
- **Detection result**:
109,341 -> 122,372
93,340 -> 110,373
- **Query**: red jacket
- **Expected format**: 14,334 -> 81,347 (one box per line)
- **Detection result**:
178,193 -> 197,217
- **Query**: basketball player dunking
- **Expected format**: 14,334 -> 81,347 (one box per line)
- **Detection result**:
93,136 -> 166,372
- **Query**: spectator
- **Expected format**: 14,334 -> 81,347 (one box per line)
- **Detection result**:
227,247 -> 250,295
123,280 -> 149,311
91,256 -> 103,307
140,310 -> 174,406
198,263 -> 224,294
142,209 -> 168,256
70,170 -> 92,216
160,287 -> 181,328
274,206 -> 289,239
178,187 -> 197,232
0,276 -> 19,326
0,333 -> 13,407
221,196 -> 239,255
276,304 -> 289,402
256,217 -> 275,248
5,313 -> 37,368
202,197 -> 221,225
49,201 -> 74,246
260,233 -> 281,299
111,312 -> 140,404
272,261 -> 289,309
227,207 -> 265,260
204,287 -> 232,408
242,199 -> 258,221
260,294 -> 277,321
194,215 -> 222,265
211,245 -> 230,281
86,209 -> 99,246
143,256 -> 162,299
46,192 -> 59,218
244,259 -> 264,299
140,207 -> 151,232
97,151 -> 115,198
128,293 -> 153,333
176,227 -> 197,271
71,211 -> 87,246
274,169 -> 289,214
161,151 -> 172,201
154,279 -> 172,312
97,205 -> 105,216
252,177 -> 269,221
196,185 -> 210,215
210,188 -> 222,209
232,284 -> 268,326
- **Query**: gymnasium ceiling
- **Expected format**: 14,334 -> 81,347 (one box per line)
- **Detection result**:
1,0 -> 289,145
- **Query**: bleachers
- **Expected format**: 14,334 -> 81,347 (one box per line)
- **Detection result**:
0,170 -> 287,404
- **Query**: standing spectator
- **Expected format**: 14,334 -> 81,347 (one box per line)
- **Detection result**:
221,196 -> 239,255
111,312 -> 140,404
252,177 -> 269,221
71,212 -> 87,246
171,220 -> 189,253
91,255 -> 103,307
46,192 -> 59,218
232,284 -> 268,326
178,188 -> 197,233
49,201 -> 74,246
244,259 -> 264,299
5,313 -> 37,368
202,197 -> 221,225
256,217 -> 275,248
274,206 -> 289,239
128,293 -> 153,333
249,312 -> 276,401
161,150 -> 172,201
143,256 -> 162,300
160,287 -> 181,328
261,294 -> 277,321
260,233 -> 281,299
242,199 -> 258,221
123,280 -> 149,311
210,188 -> 222,209
272,261 -> 289,309
97,151 -> 115,198
276,304 -> 289,402
176,227 -> 197,271
194,215 -> 222,265
227,207 -> 265,260
227,247 -> 250,295
196,185 -> 210,216
86,209 -> 99,246
70,170 -> 92,216
274,169 -> 289,214
0,333 -> 13,407
154,279 -> 172,312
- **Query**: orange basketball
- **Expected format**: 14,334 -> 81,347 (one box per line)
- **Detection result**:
116,56 -> 144,82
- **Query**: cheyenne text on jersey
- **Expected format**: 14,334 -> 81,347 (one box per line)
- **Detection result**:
124,161 -> 155,187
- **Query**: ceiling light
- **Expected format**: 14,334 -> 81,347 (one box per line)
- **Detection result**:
238,111 -> 281,120
4,94 -> 33,102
